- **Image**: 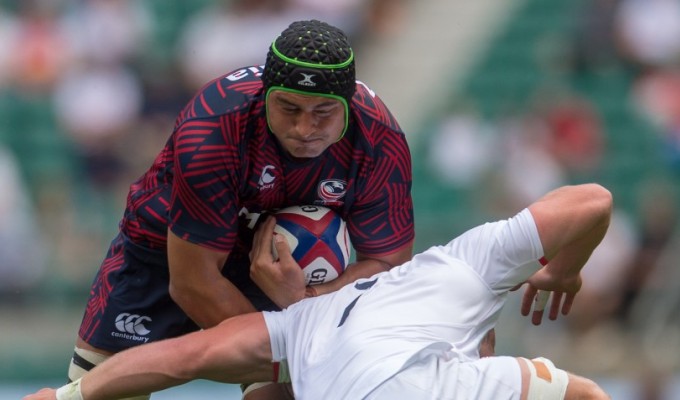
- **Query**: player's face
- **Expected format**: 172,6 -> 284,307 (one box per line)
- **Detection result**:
267,90 -> 346,159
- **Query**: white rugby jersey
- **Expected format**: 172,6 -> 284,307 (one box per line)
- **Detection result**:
263,208 -> 545,400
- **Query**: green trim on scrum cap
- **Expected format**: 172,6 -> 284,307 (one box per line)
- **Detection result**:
265,86 -> 349,141
271,39 -> 354,69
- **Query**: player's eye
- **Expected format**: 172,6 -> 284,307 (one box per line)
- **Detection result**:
281,106 -> 300,114
314,109 -> 333,117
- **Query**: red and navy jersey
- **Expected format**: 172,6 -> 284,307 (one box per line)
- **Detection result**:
120,65 -> 414,263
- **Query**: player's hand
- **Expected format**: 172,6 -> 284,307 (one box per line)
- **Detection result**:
22,388 -> 57,399
520,267 -> 582,325
250,216 -> 306,308
520,284 -> 555,325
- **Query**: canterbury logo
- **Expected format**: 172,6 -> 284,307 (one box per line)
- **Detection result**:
258,165 -> 276,190
114,313 -> 152,336
298,73 -> 317,87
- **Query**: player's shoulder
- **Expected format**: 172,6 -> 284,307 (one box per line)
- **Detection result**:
350,81 -> 403,135
176,65 -> 265,124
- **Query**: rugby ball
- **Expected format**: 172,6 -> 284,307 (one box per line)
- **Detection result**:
273,205 -> 351,286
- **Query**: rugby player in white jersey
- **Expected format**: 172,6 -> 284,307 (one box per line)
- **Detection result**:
24,184 -> 612,400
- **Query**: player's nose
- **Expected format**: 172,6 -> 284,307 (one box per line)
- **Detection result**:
294,112 -> 318,138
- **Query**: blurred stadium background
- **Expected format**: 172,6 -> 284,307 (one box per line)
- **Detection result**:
1,0 -> 679,398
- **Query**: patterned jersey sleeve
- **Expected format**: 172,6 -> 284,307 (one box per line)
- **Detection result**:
168,115 -> 241,252
348,84 -> 415,256
166,71 -> 255,252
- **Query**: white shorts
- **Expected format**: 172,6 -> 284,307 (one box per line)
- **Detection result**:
366,354 -> 522,400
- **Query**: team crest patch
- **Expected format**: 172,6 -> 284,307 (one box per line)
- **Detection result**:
317,179 -> 347,202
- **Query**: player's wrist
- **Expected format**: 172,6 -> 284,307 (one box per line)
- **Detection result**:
56,378 -> 83,400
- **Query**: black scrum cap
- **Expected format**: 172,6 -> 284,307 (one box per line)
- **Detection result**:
262,20 -> 356,104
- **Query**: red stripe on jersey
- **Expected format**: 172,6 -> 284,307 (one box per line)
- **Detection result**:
199,93 -> 214,115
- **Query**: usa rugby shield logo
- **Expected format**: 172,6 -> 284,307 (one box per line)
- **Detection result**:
318,179 -> 347,202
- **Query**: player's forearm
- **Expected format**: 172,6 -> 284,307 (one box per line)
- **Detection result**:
78,337 -> 195,399
80,370 -> 187,400
78,317 -> 272,399
534,184 -> 612,278
542,219 -> 609,279
167,230 -> 257,327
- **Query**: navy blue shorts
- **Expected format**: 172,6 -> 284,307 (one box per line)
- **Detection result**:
77,232 -> 277,352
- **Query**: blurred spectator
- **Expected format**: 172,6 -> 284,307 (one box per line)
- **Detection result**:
426,101 -> 496,188
619,180 -> 679,326
491,113 -> 567,212
176,0 -> 294,91
569,0 -> 623,74
175,0 -> 396,91
359,0 -> 408,40
0,8 -> 19,89
429,86 -> 605,217
60,0 -> 153,65
0,145 -> 47,299
537,90 -> 605,178
131,64 -> 189,177
52,62 -> 143,191
50,0 -> 154,192
287,0 -> 365,40
7,0 -> 73,94
631,68 -> 680,172
622,179 -> 680,400
629,230 -> 680,400
614,0 -> 680,70
569,209 -> 639,335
